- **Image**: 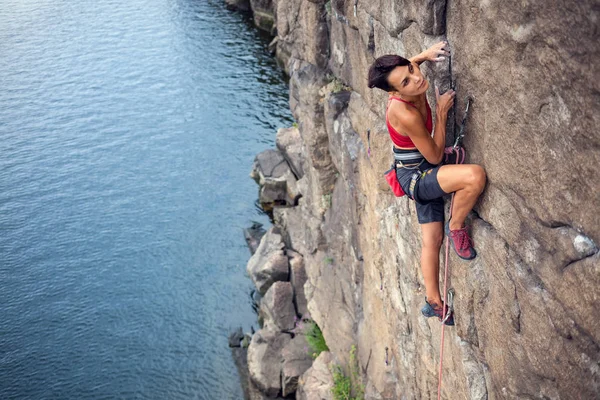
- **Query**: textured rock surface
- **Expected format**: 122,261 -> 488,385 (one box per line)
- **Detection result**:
260,281 -> 296,331
250,149 -> 300,210
232,346 -> 280,400
281,333 -> 314,396
236,0 -> 600,398
247,329 -> 291,397
276,127 -> 305,179
295,351 -> 335,400
231,327 -> 283,400
288,249 -> 309,317
246,227 -> 289,295
274,0 -> 329,73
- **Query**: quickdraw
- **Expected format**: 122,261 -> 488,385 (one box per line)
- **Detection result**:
453,96 -> 473,149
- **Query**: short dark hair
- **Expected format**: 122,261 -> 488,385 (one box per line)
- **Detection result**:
367,55 -> 410,92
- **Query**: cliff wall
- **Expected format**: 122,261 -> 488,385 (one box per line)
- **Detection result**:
235,1 -> 599,398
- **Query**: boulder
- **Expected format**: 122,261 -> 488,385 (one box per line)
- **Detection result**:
230,329 -> 282,400
288,250 -> 309,316
276,127 -> 305,179
250,149 -> 300,210
246,227 -> 289,295
260,281 -> 296,331
296,351 -> 335,400
281,333 -> 314,396
250,149 -> 289,182
247,329 -> 291,397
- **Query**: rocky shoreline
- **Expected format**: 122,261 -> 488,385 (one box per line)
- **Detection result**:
227,0 -> 599,398
230,128 -> 340,399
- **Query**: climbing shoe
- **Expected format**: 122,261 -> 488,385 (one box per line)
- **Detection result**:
445,221 -> 477,260
421,299 -> 454,326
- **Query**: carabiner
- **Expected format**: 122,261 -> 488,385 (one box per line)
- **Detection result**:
441,288 -> 455,324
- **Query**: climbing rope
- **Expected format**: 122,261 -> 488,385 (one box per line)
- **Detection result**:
437,96 -> 473,400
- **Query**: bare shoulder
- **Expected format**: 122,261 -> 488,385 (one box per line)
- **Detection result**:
389,102 -> 421,130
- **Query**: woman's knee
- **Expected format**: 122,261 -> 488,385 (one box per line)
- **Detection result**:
422,228 -> 443,249
466,165 -> 486,192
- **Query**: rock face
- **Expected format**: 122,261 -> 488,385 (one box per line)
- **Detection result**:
234,0 -> 600,398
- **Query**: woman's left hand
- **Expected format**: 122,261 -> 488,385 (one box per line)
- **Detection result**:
424,41 -> 450,62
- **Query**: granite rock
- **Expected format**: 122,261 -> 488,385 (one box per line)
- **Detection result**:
250,149 -> 300,210
288,250 -> 309,317
295,351 -> 335,400
281,333 -> 314,396
276,126 -> 305,179
247,329 -> 291,397
246,227 -> 289,295
260,281 -> 297,331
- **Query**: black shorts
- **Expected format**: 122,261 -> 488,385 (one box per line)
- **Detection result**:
396,161 -> 448,224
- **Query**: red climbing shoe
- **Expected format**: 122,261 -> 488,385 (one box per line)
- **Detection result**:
445,221 -> 477,260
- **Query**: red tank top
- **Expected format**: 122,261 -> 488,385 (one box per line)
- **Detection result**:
386,96 -> 433,148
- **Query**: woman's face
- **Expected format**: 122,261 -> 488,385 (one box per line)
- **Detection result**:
387,62 -> 429,96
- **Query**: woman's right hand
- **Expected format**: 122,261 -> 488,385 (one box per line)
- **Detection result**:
435,86 -> 455,116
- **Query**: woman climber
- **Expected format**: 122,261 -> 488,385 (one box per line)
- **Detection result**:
367,42 -> 486,325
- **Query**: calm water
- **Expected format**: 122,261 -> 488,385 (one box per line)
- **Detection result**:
0,0 -> 291,398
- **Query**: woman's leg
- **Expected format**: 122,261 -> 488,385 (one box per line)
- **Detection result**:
436,164 -> 486,229
420,221 -> 443,307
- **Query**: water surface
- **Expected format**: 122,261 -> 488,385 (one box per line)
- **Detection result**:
0,0 -> 291,398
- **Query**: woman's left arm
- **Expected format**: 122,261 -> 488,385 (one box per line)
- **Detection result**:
409,41 -> 450,65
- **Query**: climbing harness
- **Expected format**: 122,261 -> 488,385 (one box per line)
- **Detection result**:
384,161 -> 422,199
393,150 -> 424,163
437,96 -> 473,400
